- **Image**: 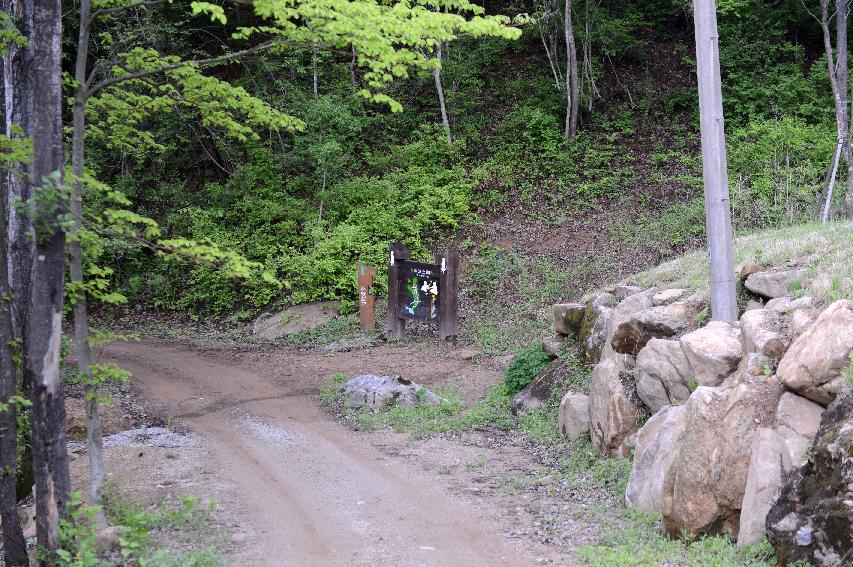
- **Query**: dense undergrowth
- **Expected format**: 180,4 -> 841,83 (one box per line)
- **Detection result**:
86,0 -> 847,327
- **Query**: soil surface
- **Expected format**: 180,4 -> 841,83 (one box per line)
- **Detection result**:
98,340 -> 579,566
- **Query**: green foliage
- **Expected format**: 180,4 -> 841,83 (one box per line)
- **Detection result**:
503,342 -> 551,396
578,509 -> 776,567
843,351 -> 853,390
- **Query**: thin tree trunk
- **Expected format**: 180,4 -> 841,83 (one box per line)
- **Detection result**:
28,0 -> 71,555
312,44 -> 318,99
563,0 -> 579,139
349,45 -> 357,88
2,0 -> 34,339
837,0 -> 848,160
71,0 -> 107,528
819,0 -> 848,158
433,43 -> 451,144
0,121 -> 27,567
694,0 -> 737,322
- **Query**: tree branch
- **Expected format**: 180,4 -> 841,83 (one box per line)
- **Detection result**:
90,0 -> 168,23
87,39 -> 283,96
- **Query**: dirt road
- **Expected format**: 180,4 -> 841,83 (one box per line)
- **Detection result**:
104,341 -> 544,566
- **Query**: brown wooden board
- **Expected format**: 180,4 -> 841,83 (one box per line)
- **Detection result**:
357,261 -> 376,331
386,243 -> 411,339
396,260 -> 441,322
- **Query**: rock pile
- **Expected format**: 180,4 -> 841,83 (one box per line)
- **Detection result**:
547,273 -> 853,557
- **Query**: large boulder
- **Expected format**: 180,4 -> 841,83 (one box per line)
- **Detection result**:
635,338 -> 693,412
554,302 -> 586,336
765,296 -> 816,314
579,293 -> 617,363
660,372 -> 784,537
775,392 -> 824,467
739,308 -> 789,360
776,300 -> 853,406
737,428 -> 792,546
744,269 -> 807,300
511,358 -> 574,415
680,321 -> 742,387
611,302 -> 692,356
253,301 -> 340,340
542,335 -> 565,359
766,394 -> 853,566
625,404 -> 687,514
340,375 -> 441,411
613,285 -> 644,300
557,392 -> 589,441
588,353 -> 640,457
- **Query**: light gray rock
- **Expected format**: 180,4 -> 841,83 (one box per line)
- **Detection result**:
660,372 -> 784,538
776,300 -> 853,406
542,335 -> 565,359
745,299 -> 765,312
611,302 -> 692,356
680,320 -> 742,387
737,428 -> 791,546
557,392 -> 590,441
653,288 -> 686,306
744,269 -> 807,299
739,308 -> 789,360
511,358 -> 576,415
635,338 -> 693,412
765,296 -> 816,313
588,352 -> 640,457
614,285 -> 645,300
253,301 -> 339,340
579,293 -> 617,363
775,392 -> 824,467
789,309 -> 816,341
625,404 -> 687,514
340,375 -> 441,411
553,302 -> 586,336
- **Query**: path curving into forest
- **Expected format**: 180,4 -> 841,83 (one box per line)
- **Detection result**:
103,341 -> 538,566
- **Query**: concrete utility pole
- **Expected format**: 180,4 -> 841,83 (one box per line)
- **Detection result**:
693,0 -> 738,322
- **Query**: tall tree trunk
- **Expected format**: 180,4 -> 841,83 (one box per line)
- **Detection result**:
820,0 -> 847,147
2,0 -> 34,338
0,124 -> 27,567
563,0 -> 579,139
433,42 -> 451,144
28,0 -> 71,555
694,0 -> 737,322
349,45 -> 357,88
312,44 -> 318,99
71,0 -> 107,528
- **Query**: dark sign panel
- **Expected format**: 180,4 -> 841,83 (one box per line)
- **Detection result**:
397,260 -> 441,322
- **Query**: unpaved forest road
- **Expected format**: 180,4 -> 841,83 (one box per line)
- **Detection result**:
105,341 -> 541,567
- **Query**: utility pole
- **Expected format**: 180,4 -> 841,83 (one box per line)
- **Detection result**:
693,0 -> 737,322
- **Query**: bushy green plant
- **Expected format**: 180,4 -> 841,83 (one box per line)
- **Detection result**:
503,342 -> 551,396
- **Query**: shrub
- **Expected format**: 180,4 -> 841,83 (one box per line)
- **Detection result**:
503,342 -> 551,395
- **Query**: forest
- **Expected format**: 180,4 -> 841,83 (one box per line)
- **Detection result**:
1,0 -> 853,563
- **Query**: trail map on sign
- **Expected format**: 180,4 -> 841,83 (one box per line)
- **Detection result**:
397,262 -> 440,322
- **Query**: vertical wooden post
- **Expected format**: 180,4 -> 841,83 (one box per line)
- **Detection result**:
357,261 -> 376,331
693,0 -> 738,323
437,248 -> 459,347
387,243 -> 410,340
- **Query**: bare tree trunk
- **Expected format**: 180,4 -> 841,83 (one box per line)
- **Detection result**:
694,0 -> 737,322
0,122 -> 27,567
563,0 -> 580,139
71,0 -> 107,529
433,42 -> 451,144
819,0 -> 847,146
349,45 -> 357,88
28,0 -> 71,555
2,0 -> 34,338
312,44 -> 318,99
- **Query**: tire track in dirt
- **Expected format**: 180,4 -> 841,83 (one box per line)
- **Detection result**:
104,341 -> 540,566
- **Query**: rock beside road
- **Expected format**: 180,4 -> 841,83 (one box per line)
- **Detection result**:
340,375 -> 442,411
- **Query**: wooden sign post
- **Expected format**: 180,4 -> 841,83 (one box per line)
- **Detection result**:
386,243 -> 458,346
357,261 -> 376,331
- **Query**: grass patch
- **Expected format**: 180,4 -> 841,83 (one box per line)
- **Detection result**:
634,221 -> 853,299
578,509 -> 777,567
284,314 -> 362,348
56,486 -> 225,567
